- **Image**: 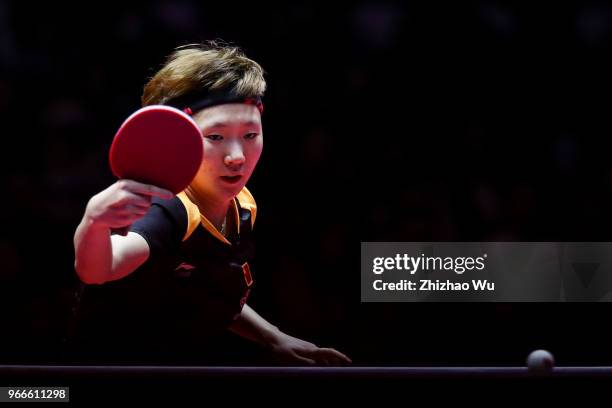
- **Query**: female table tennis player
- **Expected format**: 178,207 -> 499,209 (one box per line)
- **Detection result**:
71,42 -> 350,366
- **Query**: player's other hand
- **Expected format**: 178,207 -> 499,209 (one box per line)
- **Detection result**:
269,331 -> 352,366
84,179 -> 174,230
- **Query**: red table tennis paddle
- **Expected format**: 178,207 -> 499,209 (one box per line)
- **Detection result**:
109,105 -> 203,234
109,105 -> 203,193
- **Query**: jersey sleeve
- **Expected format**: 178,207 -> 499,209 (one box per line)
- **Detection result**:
128,196 -> 187,262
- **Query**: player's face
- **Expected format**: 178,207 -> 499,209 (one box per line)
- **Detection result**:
191,103 -> 263,201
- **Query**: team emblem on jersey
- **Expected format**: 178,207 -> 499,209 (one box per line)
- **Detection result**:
242,262 -> 253,287
174,262 -> 196,278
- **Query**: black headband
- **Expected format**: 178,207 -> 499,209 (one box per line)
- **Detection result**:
165,88 -> 264,116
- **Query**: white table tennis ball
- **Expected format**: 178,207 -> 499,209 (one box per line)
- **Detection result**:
526,349 -> 555,373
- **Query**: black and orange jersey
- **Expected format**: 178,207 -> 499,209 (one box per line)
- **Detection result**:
70,188 -> 257,362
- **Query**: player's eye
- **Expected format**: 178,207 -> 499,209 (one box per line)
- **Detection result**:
206,134 -> 223,141
244,133 -> 259,140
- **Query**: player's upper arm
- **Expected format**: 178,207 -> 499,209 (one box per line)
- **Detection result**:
108,232 -> 150,282
102,197 -> 186,283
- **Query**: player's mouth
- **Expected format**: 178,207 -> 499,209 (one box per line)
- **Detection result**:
220,175 -> 243,184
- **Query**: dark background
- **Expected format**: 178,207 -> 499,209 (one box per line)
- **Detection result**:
2,1 -> 612,366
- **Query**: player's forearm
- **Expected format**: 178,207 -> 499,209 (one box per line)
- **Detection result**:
74,215 -> 113,284
228,304 -> 282,348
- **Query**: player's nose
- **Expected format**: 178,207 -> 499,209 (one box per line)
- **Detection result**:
224,143 -> 246,168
